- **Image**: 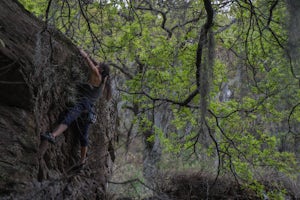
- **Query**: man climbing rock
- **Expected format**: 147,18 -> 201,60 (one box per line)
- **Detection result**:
41,48 -> 112,166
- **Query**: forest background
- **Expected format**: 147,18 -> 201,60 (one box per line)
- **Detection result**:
9,0 -> 300,199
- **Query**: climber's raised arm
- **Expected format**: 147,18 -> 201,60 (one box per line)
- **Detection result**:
79,48 -> 100,77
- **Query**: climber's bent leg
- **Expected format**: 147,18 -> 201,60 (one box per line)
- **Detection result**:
76,118 -> 90,164
52,124 -> 68,137
80,146 -> 88,164
51,98 -> 89,138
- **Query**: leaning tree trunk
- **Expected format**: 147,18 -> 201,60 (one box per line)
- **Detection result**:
142,103 -> 173,191
0,0 -> 117,199
286,0 -> 300,183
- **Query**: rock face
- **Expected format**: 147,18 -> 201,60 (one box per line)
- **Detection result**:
0,0 -> 117,199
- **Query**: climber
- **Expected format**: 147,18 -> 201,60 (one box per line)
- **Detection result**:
41,48 -> 112,165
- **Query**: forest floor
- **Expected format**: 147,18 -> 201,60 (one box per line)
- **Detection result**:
107,135 -> 299,200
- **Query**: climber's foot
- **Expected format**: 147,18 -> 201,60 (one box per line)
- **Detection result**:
41,132 -> 55,144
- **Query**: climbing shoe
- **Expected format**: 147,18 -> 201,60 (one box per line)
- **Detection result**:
41,132 -> 55,144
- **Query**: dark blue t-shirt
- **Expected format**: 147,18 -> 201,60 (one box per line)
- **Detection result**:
77,83 -> 102,104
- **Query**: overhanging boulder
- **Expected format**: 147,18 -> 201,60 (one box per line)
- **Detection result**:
0,0 -> 117,199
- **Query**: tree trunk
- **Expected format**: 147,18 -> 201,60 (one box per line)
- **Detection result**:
0,0 -> 117,199
143,104 -> 172,189
286,0 -> 300,78
286,0 -> 300,183
142,109 -> 161,187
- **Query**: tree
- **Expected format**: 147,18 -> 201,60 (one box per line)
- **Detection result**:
286,0 -> 300,181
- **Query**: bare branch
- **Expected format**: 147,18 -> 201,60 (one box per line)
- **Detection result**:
135,5 -> 172,38
267,0 -> 279,27
118,88 -> 199,108
108,61 -> 133,79
44,0 -> 53,30
287,102 -> 300,134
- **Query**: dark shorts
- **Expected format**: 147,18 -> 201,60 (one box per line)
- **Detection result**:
61,98 -> 93,147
